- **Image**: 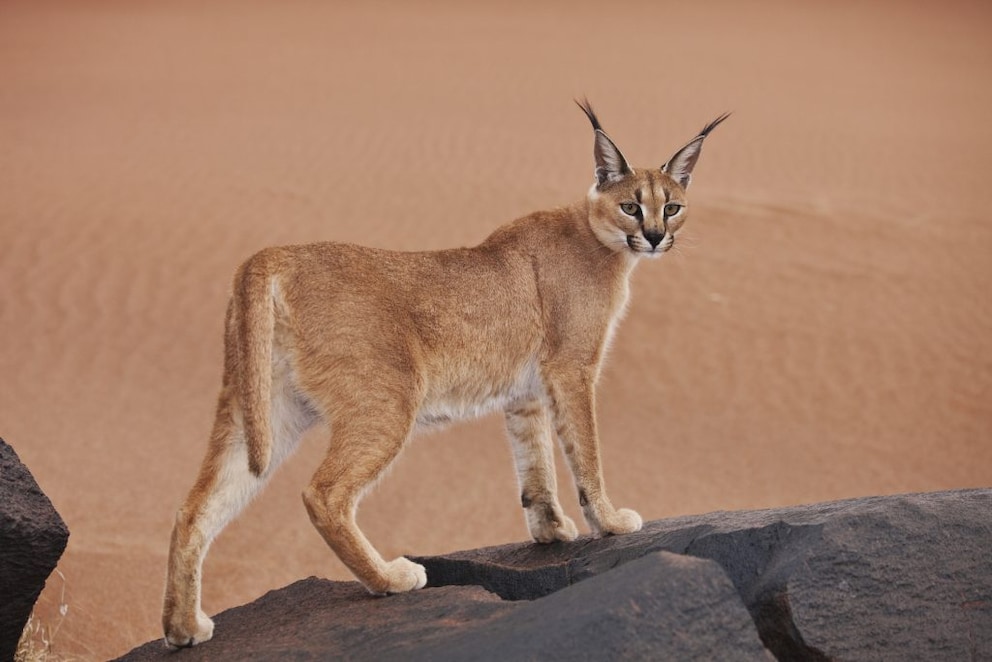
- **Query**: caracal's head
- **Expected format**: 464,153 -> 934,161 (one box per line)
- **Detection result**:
577,100 -> 728,259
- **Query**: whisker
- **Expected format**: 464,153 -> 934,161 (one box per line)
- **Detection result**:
674,229 -> 700,249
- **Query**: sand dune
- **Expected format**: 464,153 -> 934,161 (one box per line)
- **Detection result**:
2,1 -> 990,658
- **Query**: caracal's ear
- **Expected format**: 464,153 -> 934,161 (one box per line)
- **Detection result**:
662,112 -> 731,189
576,98 -> 632,188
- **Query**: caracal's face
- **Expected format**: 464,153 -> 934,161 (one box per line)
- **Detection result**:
589,169 -> 688,259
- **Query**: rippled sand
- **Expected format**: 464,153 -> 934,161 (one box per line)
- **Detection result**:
2,1 -> 990,658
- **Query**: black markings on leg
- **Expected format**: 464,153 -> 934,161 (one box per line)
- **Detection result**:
540,502 -> 561,528
523,492 -> 562,529
578,489 -> 588,507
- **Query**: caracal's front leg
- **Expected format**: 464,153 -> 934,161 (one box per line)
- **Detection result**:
504,398 -> 578,543
543,365 -> 642,537
301,386 -> 427,595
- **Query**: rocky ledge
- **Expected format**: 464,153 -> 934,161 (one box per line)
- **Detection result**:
120,489 -> 991,661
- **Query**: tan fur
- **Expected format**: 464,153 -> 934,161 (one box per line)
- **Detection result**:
162,102 -> 726,647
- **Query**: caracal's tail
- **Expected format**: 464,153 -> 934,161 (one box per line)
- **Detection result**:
233,256 -> 275,476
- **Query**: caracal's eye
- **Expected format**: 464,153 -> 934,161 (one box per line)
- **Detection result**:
620,202 -> 640,216
664,203 -> 683,217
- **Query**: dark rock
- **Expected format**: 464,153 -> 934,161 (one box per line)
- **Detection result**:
118,552 -> 768,661
413,551 -> 770,662
417,489 -> 992,661
0,437 -> 70,662
118,489 -> 991,661
122,579 -> 515,661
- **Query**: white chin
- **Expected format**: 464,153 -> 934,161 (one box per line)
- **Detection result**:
634,248 -> 665,260
627,241 -> 663,258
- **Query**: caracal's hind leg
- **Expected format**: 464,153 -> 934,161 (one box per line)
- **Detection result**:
162,390 -> 254,647
163,384 -> 315,647
504,398 -> 578,543
302,384 -> 426,595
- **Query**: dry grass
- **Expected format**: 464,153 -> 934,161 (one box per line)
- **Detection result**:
14,569 -> 72,662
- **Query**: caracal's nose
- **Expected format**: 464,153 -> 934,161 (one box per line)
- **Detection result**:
643,230 -> 664,249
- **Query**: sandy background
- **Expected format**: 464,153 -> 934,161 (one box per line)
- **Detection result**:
2,1 -> 990,658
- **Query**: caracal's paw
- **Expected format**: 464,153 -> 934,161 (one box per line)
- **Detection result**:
530,511 -> 579,544
598,508 -> 643,537
383,557 -> 428,594
164,610 -> 214,648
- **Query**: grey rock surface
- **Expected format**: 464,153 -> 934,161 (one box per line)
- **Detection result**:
119,552 -> 769,661
418,489 -> 992,660
118,489 -> 991,661
0,437 -> 70,662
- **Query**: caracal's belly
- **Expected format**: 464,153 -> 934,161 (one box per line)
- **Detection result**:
415,358 -> 544,430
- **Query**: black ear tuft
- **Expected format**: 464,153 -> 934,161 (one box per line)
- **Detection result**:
698,112 -> 732,139
575,98 -> 632,188
575,97 -> 604,132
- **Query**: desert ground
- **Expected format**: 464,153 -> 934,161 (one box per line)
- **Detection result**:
2,1 -> 990,658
